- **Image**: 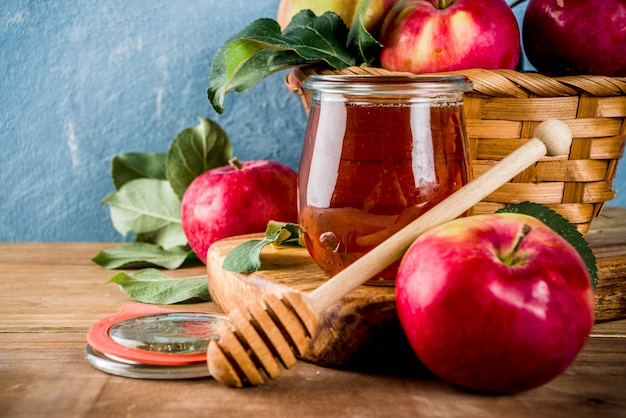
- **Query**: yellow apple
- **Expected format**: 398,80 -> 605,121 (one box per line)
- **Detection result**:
276,0 -> 398,34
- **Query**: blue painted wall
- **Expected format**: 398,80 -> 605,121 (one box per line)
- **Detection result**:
1,1 -> 624,242
1,0 -> 308,242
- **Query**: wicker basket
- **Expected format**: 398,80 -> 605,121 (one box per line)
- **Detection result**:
286,66 -> 626,235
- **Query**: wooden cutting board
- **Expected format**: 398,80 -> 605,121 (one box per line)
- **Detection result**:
207,207 -> 626,367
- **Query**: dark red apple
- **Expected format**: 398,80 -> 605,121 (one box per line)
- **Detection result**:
523,0 -> 626,77
379,0 -> 520,73
181,158 -> 298,263
396,213 -> 595,393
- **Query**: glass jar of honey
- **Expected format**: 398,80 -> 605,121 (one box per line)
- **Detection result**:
298,75 -> 473,284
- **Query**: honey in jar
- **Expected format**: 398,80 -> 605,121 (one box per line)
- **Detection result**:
298,75 -> 473,284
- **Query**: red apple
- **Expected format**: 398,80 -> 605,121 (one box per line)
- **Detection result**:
277,0 -> 399,34
379,0 -> 520,73
522,0 -> 626,77
181,158 -> 298,264
396,213 -> 595,393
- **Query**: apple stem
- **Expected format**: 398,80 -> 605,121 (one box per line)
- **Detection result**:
514,224 -> 532,252
508,0 -> 528,9
438,0 -> 451,8
229,157 -> 244,170
502,224 -> 532,266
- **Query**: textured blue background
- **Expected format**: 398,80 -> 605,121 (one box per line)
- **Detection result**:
1,0 -> 624,242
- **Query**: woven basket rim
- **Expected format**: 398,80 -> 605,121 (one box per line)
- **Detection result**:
290,66 -> 626,98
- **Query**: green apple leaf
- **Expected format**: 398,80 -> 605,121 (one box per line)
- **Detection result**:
496,202 -> 598,290
106,268 -> 210,304
222,239 -> 267,273
208,11 -> 354,114
99,119 -> 239,269
265,220 -> 304,248
222,221 -> 304,273
280,10 -> 354,66
209,40 -> 305,114
92,243 -> 195,270
166,117 -> 233,200
208,8 -> 380,113
347,0 -> 382,65
101,178 -> 183,240
111,152 -> 167,190
134,223 -> 189,251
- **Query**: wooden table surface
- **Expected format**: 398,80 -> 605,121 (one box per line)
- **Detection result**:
2,212 -> 626,417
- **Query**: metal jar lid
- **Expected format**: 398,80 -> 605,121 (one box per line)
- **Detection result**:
85,304 -> 232,379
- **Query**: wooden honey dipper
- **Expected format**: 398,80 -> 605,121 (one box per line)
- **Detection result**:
207,119 -> 573,387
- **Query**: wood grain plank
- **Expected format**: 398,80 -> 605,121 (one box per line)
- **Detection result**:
0,242 -> 215,332
1,330 -> 623,418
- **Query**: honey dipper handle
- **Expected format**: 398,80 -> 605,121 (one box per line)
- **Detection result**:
309,119 -> 572,314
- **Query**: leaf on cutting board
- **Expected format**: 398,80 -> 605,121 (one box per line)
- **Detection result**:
101,178 -> 183,242
166,117 -> 233,200
496,201 -> 598,290
106,268 -> 211,304
222,221 -> 304,273
208,10 -> 359,113
92,243 -> 194,270
222,239 -> 267,273
111,152 -> 167,190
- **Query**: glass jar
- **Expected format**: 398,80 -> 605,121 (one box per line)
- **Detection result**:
298,75 -> 473,284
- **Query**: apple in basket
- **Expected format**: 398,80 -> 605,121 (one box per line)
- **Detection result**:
395,213 -> 595,393
276,0 -> 399,33
378,0 -> 520,73
522,0 -> 626,77
181,158 -> 298,264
